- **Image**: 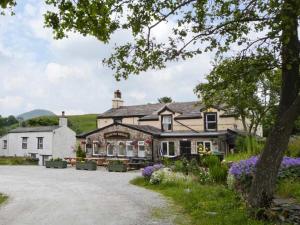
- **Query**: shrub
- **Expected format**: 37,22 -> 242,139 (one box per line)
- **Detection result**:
235,135 -> 264,155
201,155 -> 219,168
150,169 -> 165,184
196,167 -> 211,184
173,160 -> 184,172
286,137 -> 300,157
209,164 -> 228,184
188,158 -> 200,175
142,164 -> 163,179
76,145 -> 86,158
161,169 -> 193,185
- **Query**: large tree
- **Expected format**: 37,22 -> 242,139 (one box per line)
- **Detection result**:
158,96 -> 173,104
195,56 -> 281,136
2,0 -> 300,209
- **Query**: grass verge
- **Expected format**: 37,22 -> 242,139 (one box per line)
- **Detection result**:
0,157 -> 38,165
276,178 -> 300,203
0,193 -> 8,205
131,177 -> 269,225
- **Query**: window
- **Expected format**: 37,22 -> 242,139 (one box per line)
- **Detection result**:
161,115 -> 172,131
30,153 -> 37,159
37,137 -> 44,149
107,143 -> 114,156
3,140 -> 7,149
138,141 -> 145,157
126,141 -> 134,157
161,141 -> 176,157
113,117 -> 122,123
205,113 -> 217,131
197,141 -> 212,152
118,142 -> 126,156
93,141 -> 105,155
22,137 -> 28,149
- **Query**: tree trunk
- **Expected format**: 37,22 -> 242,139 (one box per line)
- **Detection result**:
248,0 -> 299,209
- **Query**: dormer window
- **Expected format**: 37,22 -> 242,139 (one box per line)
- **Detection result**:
113,117 -> 122,123
161,115 -> 172,131
205,113 -> 217,131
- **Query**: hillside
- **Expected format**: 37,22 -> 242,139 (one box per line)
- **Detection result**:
23,114 -> 98,134
18,109 -> 56,120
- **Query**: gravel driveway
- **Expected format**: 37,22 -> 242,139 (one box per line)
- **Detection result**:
0,166 -> 172,225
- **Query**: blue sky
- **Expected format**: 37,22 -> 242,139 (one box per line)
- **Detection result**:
0,0 -> 213,117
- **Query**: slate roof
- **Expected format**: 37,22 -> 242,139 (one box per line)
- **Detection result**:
98,101 -> 205,119
9,126 -> 60,133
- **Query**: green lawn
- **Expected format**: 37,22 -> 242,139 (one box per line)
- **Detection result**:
0,194 -> 8,205
131,177 -> 269,225
68,114 -> 97,134
276,178 -> 300,203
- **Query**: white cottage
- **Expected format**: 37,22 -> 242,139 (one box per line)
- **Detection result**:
0,112 -> 76,165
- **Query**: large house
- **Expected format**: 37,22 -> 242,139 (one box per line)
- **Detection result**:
77,90 -> 262,162
0,112 -> 76,165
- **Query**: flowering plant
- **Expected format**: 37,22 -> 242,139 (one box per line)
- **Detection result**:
198,144 -> 211,156
229,156 -> 300,179
142,164 -> 163,179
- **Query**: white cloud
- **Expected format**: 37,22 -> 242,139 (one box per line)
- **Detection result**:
0,0 -> 213,117
0,96 -> 24,110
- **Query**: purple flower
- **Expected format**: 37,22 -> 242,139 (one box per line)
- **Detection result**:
229,156 -> 300,179
142,166 -> 154,178
142,164 -> 163,178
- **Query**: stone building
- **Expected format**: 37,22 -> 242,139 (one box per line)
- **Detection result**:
77,90 -> 262,161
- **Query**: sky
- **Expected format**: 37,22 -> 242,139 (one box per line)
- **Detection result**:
0,0 -> 214,117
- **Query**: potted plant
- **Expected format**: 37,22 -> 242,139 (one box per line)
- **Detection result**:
107,160 -> 127,172
76,160 -> 97,171
45,158 -> 67,169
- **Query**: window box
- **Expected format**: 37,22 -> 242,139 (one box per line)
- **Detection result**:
107,160 -> 127,172
45,160 -> 67,169
76,161 -> 97,171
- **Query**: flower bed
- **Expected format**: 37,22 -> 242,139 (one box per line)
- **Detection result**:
76,160 -> 97,171
228,156 -> 300,192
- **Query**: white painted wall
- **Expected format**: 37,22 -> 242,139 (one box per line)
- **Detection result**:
52,126 -> 76,159
0,127 -> 76,165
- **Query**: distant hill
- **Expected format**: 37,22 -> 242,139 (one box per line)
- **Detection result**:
17,109 -> 56,120
23,114 -> 98,134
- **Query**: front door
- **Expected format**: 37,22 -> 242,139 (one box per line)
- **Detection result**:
180,141 -> 191,159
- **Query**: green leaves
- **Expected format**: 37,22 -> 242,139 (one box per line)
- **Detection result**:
195,56 -> 281,135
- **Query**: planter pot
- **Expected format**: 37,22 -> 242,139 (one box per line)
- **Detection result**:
76,161 -> 97,171
108,163 -> 127,172
45,160 -> 67,169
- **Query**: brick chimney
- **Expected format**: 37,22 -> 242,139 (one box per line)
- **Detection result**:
59,111 -> 68,127
112,90 -> 124,109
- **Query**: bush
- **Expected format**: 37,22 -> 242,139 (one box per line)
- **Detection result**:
173,160 -> 185,172
201,155 -> 219,168
76,145 -> 86,158
235,135 -> 264,155
286,136 -> 300,157
196,167 -> 211,184
209,164 -> 228,184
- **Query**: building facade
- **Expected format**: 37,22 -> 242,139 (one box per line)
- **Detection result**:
78,90 -> 263,161
0,112 -> 76,165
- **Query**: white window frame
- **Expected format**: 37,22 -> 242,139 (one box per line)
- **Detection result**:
118,141 -> 126,156
162,115 -> 172,131
37,137 -> 44,149
22,137 -> 28,150
92,141 -> 101,156
126,141 -> 134,157
138,141 -> 145,157
3,140 -> 7,149
106,143 -> 114,156
197,141 -> 212,152
161,141 -> 176,157
205,113 -> 217,131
